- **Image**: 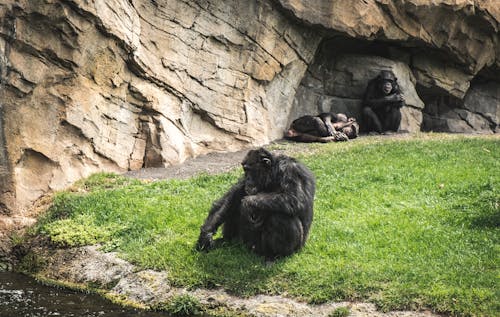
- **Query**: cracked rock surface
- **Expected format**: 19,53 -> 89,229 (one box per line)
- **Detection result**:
0,0 -> 319,214
0,0 -> 498,222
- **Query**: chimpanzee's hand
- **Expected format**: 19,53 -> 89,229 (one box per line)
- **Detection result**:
333,131 -> 349,142
196,231 -> 214,251
242,196 -> 265,228
242,195 -> 258,208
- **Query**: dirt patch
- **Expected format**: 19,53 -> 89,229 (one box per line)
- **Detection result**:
123,139 -> 339,181
125,148 -> 251,180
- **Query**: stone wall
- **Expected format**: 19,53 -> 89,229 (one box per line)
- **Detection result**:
0,0 -> 499,216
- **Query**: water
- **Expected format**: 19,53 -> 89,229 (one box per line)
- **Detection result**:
0,272 -> 172,317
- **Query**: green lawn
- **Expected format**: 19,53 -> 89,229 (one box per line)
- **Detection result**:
36,134 -> 499,316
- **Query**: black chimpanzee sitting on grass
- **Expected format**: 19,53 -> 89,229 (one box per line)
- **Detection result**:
362,70 -> 405,134
196,148 -> 316,260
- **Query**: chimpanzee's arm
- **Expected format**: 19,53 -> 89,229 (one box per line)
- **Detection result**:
373,93 -> 403,104
286,132 -> 333,143
366,93 -> 403,109
243,160 -> 315,217
196,180 -> 246,251
363,80 -> 404,109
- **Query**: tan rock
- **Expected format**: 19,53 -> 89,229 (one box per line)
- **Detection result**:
278,0 -> 499,73
0,0 -> 319,214
413,55 -> 474,99
0,0 -> 498,216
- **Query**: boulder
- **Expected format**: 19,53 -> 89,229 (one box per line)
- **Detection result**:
421,80 -> 499,133
413,55 -> 474,99
464,81 -> 500,132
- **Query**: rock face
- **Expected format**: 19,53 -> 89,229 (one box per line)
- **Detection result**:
0,0 -> 320,214
278,0 -> 500,73
421,80 -> 500,133
285,0 -> 500,134
0,0 -> 499,215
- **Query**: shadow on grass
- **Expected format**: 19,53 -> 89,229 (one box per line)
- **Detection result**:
440,182 -> 499,229
194,241 -> 284,296
470,209 -> 500,229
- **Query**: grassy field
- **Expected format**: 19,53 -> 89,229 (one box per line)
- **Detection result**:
35,134 -> 499,316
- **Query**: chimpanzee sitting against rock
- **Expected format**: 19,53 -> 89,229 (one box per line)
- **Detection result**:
362,70 -> 405,133
196,148 -> 316,260
284,112 -> 359,143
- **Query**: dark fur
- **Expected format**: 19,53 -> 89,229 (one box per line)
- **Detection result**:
362,70 -> 405,133
285,112 -> 358,143
196,148 -> 316,259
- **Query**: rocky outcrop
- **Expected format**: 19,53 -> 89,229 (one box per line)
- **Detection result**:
278,0 -> 500,73
422,79 -> 500,133
464,81 -> 500,132
0,0 -> 499,215
0,0 -> 320,214
285,0 -> 500,134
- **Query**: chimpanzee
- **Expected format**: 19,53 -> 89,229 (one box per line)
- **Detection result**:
362,70 -> 405,133
196,148 -> 316,259
284,112 -> 359,143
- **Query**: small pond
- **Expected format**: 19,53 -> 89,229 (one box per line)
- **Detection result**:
0,272 -> 172,317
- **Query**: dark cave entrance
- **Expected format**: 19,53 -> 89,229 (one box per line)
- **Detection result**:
418,70 -> 499,133
291,36 -> 499,134
290,36 -> 423,132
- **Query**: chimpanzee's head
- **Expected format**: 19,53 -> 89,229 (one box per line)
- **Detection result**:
378,70 -> 397,95
242,148 -> 274,194
341,120 -> 359,139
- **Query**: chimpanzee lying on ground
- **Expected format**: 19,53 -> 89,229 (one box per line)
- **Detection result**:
362,70 -> 405,133
196,148 -> 316,259
285,112 -> 359,143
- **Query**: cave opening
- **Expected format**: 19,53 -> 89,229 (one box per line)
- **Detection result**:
290,36 -> 425,132
291,35 -> 498,134
418,67 -> 500,134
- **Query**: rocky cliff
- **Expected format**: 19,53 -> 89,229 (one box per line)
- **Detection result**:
0,0 -> 498,217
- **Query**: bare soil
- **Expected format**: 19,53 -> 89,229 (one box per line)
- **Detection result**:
125,148 -> 250,180
123,139 -> 343,181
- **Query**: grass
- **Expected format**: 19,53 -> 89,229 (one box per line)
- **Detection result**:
329,306 -> 350,317
34,134 -> 499,316
153,294 -> 204,316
